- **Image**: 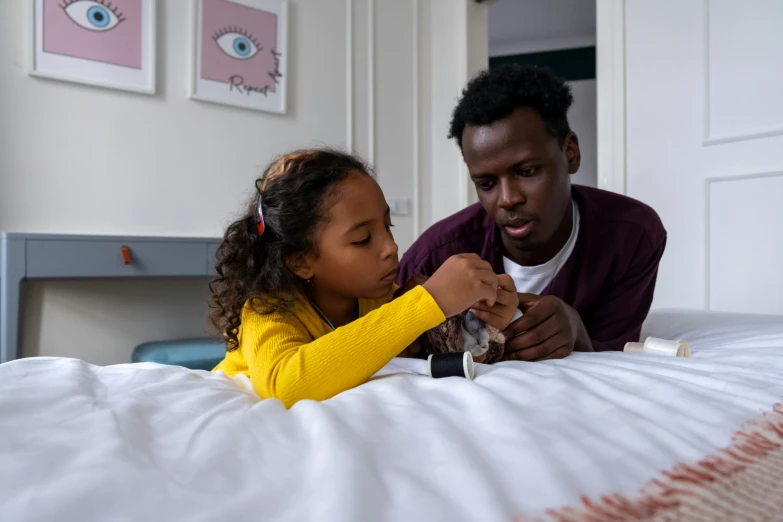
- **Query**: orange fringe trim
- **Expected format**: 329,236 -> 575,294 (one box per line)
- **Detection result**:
517,403 -> 783,522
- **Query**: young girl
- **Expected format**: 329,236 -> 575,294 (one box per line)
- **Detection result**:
211,149 -> 517,408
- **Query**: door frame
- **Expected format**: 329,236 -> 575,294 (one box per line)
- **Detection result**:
596,0 -> 627,195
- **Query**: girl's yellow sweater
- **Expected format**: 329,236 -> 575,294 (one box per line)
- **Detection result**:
213,286 -> 444,408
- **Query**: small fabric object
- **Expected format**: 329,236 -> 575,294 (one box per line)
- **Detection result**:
428,352 -> 474,379
624,336 -> 691,357
421,310 -> 505,364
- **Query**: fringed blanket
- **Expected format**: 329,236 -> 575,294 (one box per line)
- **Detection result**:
520,402 -> 783,522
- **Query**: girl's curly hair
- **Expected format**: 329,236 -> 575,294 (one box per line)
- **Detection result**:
209,148 -> 371,350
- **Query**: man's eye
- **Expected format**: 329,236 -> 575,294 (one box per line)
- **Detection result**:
476,181 -> 495,191
353,235 -> 371,246
517,167 -> 538,177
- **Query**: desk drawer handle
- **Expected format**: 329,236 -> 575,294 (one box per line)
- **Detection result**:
120,246 -> 132,265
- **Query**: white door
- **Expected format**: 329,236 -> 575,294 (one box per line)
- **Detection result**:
623,0 -> 783,314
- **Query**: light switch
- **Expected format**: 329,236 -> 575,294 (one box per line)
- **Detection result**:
386,198 -> 411,216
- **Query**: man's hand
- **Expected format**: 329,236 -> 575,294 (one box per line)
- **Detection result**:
468,274 -> 519,331
502,293 -> 592,361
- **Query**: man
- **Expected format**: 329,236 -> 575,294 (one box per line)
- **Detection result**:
397,65 -> 666,361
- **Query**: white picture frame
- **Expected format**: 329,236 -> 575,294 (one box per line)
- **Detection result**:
31,0 -> 156,94
189,0 -> 288,114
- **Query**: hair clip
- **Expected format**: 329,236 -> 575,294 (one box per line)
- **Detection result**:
256,194 -> 265,237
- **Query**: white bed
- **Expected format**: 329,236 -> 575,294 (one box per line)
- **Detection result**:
1,309 -> 782,521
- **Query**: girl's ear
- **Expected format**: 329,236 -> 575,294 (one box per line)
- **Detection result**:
286,253 -> 314,282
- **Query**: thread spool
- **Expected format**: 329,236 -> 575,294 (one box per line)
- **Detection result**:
623,342 -> 645,354
428,352 -> 475,380
645,337 -> 691,357
624,337 -> 691,358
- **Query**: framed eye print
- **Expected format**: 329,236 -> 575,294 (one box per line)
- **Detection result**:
31,0 -> 156,94
190,0 -> 288,114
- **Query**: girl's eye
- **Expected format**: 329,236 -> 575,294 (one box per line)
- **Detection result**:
353,235 -> 371,246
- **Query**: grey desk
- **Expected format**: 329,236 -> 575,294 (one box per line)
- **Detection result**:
0,233 -> 221,364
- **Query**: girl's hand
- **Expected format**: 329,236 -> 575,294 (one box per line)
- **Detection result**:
423,254 -> 498,317
469,274 -> 519,331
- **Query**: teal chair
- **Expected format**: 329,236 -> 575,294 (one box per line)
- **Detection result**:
132,337 -> 226,371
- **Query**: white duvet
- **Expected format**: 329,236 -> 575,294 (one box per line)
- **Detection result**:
1,309 -> 783,522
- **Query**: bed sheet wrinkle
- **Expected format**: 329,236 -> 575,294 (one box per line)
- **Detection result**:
295,431 -> 383,522
562,354 -> 782,404
175,399 -> 249,461
429,405 -> 512,499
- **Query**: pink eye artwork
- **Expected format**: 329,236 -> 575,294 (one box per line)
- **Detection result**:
191,0 -> 288,114
32,0 -> 156,94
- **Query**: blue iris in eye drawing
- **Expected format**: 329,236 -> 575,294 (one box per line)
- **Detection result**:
86,5 -> 111,28
214,27 -> 261,60
233,36 -> 252,57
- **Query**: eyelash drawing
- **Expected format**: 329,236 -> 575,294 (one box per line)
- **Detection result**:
60,0 -> 126,23
212,26 -> 263,51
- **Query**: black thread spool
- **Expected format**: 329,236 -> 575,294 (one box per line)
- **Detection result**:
427,352 -> 475,380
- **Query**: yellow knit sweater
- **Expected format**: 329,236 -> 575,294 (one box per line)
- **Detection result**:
213,285 -> 445,408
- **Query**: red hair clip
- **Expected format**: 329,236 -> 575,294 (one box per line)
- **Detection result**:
256,194 -> 265,237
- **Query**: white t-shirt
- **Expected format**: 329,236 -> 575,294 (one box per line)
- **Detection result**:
504,200 -> 580,321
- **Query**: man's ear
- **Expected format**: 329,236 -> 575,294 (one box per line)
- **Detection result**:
286,253 -> 314,282
564,132 -> 581,175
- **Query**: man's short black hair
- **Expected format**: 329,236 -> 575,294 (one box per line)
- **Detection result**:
449,65 -> 574,149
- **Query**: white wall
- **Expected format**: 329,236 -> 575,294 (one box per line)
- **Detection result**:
428,0 -> 489,214
487,0 -> 597,189
488,0 -> 595,56
0,1 -> 350,239
568,80 -> 597,188
0,0 -> 488,364
21,279 -> 213,365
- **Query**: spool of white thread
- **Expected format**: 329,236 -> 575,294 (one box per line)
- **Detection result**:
623,337 -> 691,357
623,342 -> 645,354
